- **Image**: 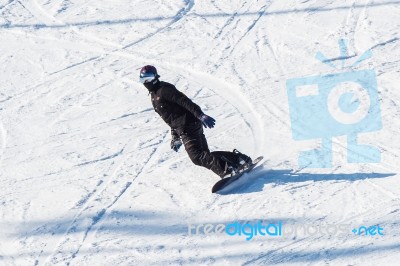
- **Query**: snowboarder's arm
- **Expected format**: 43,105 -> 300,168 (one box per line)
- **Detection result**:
171,128 -> 179,139
170,128 -> 182,152
162,85 -> 203,119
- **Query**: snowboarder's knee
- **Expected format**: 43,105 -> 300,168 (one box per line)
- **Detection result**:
189,151 -> 209,166
190,155 -> 203,166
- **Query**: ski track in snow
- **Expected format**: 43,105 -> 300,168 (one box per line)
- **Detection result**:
0,122 -> 7,169
44,0 -> 196,76
43,131 -> 168,265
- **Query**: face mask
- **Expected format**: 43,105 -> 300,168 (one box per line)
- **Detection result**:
143,79 -> 160,92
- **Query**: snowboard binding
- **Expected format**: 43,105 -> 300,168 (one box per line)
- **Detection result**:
212,155 -> 264,193
220,149 -> 253,179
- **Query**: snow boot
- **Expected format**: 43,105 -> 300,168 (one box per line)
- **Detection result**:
233,149 -> 252,171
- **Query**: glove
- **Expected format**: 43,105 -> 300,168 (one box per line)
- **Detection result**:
170,137 -> 182,152
200,114 -> 216,128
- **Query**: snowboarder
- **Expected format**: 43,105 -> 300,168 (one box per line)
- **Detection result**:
139,65 -> 252,179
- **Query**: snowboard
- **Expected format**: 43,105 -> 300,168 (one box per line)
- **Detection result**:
211,156 -> 264,193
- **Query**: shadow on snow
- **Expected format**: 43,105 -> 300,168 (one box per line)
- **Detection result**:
219,165 -> 396,195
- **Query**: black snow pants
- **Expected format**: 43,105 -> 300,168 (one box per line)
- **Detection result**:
179,122 -> 242,177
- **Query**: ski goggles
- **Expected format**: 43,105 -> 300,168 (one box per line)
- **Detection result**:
139,72 -> 156,83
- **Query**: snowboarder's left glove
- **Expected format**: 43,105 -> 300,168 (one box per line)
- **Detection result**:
200,114 -> 216,128
170,137 -> 182,152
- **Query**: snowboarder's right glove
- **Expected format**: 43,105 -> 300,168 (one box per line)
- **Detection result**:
200,114 -> 216,128
170,136 -> 182,152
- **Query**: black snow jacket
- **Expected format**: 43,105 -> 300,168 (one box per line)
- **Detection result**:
150,81 -> 204,135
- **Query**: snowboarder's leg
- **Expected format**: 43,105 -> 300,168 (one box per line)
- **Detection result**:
181,125 -> 251,178
181,128 -> 227,177
210,151 -> 241,166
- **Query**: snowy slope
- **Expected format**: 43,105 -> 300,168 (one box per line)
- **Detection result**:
1,0 -> 400,265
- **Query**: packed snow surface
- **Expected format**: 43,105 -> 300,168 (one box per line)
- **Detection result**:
1,0 -> 400,265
